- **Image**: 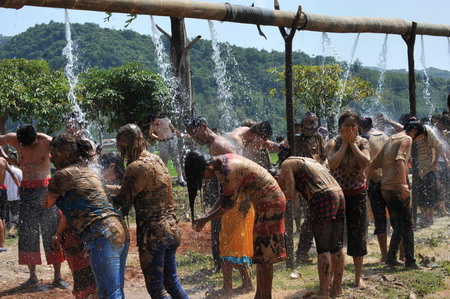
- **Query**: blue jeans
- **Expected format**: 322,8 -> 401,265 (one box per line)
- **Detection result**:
139,236 -> 188,299
82,218 -> 129,299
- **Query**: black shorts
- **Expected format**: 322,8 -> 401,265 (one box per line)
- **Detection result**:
345,192 -> 367,257
417,171 -> 438,208
312,218 -> 344,254
0,189 -> 7,220
368,180 -> 387,235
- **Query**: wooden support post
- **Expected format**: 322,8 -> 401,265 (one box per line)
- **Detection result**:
276,1 -> 302,269
402,22 -> 418,228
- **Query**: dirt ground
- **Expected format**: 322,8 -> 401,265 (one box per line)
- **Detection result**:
1,218 -> 450,299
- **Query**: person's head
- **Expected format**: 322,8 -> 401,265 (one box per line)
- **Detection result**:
360,117 -> 373,134
116,124 -> 147,163
65,112 -> 88,137
431,114 -> 441,125
437,114 -> 450,131
147,113 -> 157,124
404,119 -> 426,142
50,133 -> 94,169
241,119 -> 256,128
184,150 -> 213,218
249,121 -> 273,141
16,124 -> 37,146
99,152 -> 125,183
185,116 -> 209,145
338,110 -> 360,133
300,112 -> 319,137
399,113 -> 414,126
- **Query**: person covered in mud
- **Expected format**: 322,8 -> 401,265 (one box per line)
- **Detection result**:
0,150 -> 20,252
186,151 -> 286,299
226,120 -> 287,169
42,133 -> 129,298
278,156 -> 346,299
366,120 -> 420,269
185,116 -> 255,297
113,124 -> 188,299
360,117 -> 390,263
435,114 -> 450,216
292,112 -> 327,265
0,125 -> 67,288
99,152 -> 125,186
148,113 -> 187,186
326,110 -> 370,288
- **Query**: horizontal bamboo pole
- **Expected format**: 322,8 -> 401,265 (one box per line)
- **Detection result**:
2,0 -> 450,37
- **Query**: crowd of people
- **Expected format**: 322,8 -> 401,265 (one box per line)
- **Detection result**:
0,107 -> 449,299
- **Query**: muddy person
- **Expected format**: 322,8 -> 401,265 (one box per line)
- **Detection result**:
366,120 -> 420,269
292,112 -> 327,265
0,125 -> 67,287
186,151 -> 286,299
186,116 -> 255,297
0,150 -> 20,252
4,152 -> 22,239
360,117 -> 389,262
278,157 -> 346,298
113,124 -> 188,298
226,121 -> 286,169
148,114 -> 187,186
42,133 -> 129,298
326,110 -> 371,288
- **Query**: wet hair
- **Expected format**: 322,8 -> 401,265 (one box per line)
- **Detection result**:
404,120 -> 426,137
65,111 -> 89,130
241,119 -> 256,127
50,133 -> 95,168
276,135 -> 285,143
399,113 -> 414,126
249,121 -> 273,140
184,116 -> 208,130
185,150 -> 211,219
99,152 -> 125,182
7,152 -> 17,161
147,113 -> 157,123
116,124 -> 147,163
16,124 -> 37,146
360,117 -> 373,130
439,114 -> 450,127
338,110 -> 360,129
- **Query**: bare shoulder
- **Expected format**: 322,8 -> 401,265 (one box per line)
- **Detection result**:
37,133 -> 52,143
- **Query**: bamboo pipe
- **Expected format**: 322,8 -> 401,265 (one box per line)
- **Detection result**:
2,0 -> 450,37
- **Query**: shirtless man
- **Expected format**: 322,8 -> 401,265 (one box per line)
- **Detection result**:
0,150 -> 20,252
226,121 -> 284,167
0,124 -> 67,287
148,114 -> 187,186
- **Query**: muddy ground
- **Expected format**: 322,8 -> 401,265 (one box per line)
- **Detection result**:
1,217 -> 450,299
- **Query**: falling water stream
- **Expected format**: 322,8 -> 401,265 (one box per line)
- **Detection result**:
208,20 -> 237,130
420,35 -> 434,116
149,16 -> 176,85
375,34 -> 389,103
62,9 -> 91,138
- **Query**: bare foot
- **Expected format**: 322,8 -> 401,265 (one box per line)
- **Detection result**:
355,278 -> 366,288
329,286 -> 343,298
234,285 -> 255,295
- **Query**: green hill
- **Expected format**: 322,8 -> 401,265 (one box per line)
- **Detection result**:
1,22 -> 450,134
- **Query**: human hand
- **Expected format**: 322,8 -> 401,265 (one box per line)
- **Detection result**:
401,183 -> 410,200
430,163 -> 439,172
52,233 -> 63,250
192,218 -> 207,232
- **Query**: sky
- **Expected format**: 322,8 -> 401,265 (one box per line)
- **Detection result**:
1,0 -> 450,70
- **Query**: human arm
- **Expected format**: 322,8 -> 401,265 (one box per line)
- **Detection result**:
52,214 -> 68,250
348,136 -> 371,169
42,191 -> 59,208
113,164 -> 146,216
326,136 -> 348,170
396,137 -> 412,199
148,124 -> 159,140
376,114 -> 404,132
192,196 -> 229,232
263,140 -> 288,153
106,184 -> 121,196
277,161 -> 298,201
0,133 -> 19,148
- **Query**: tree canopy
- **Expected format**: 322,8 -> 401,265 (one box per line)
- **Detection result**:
0,59 -> 70,133
79,62 -> 172,133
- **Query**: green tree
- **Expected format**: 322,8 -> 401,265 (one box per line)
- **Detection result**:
78,62 -> 172,133
270,64 -> 376,132
0,58 -> 70,133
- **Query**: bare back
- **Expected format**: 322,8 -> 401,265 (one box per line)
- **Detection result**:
0,133 -> 51,181
0,158 -> 7,185
150,118 -> 175,140
210,135 -> 236,156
